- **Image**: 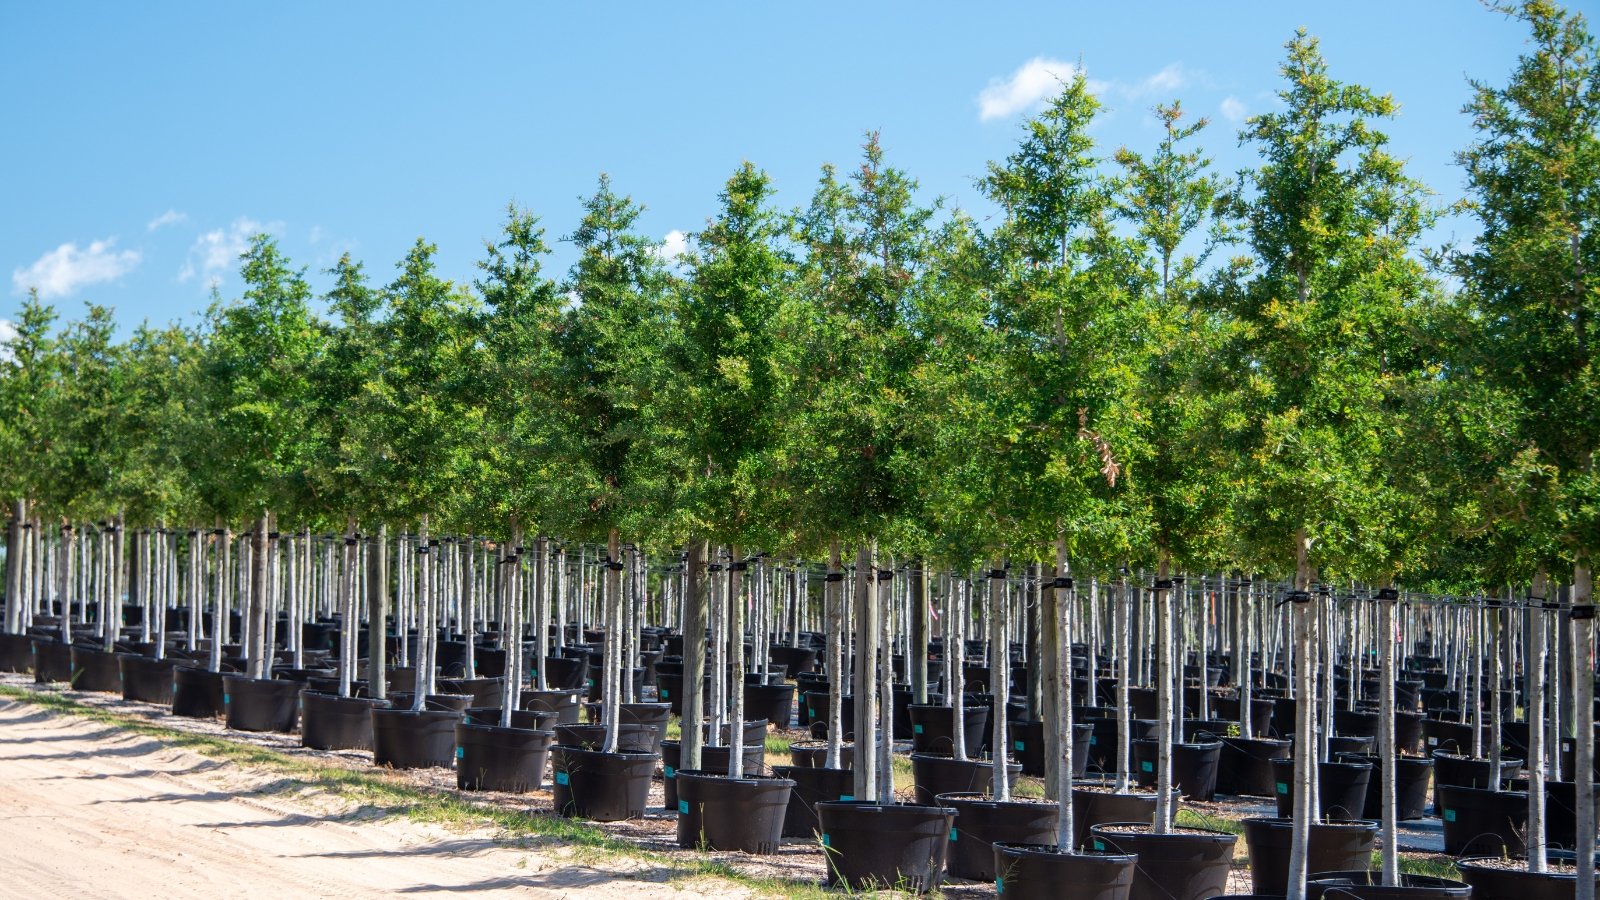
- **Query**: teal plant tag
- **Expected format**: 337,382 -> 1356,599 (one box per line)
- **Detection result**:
664,765 -> 675,777
914,724 -> 924,734
456,746 -> 465,759
840,794 -> 854,801
997,876 -> 1004,893
679,800 -> 689,814
820,833 -> 831,847
949,828 -> 958,841
1141,760 -> 1154,773
555,771 -> 569,786
1276,782 -> 1289,794
1014,740 -> 1025,752
1444,809 -> 1456,822
1093,839 -> 1105,851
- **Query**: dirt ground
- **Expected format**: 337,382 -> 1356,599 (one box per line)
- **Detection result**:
0,695 -> 744,899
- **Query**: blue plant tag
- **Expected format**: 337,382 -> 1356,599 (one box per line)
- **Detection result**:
456,746 -> 465,759
840,794 -> 854,801
1276,782 -> 1289,794
1093,839 -> 1105,851
660,688 -> 669,698
1141,761 -> 1153,773
913,724 -> 924,734
1014,740 -> 1024,752
949,828 -> 958,842
820,833 -> 831,847
555,771 -> 569,786
1444,809 -> 1456,822
679,800 -> 689,814
997,876 -> 1004,893
224,694 -> 230,705
664,765 -> 675,777
1089,735 -> 1097,745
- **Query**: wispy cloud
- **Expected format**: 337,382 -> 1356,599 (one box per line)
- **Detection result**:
1220,96 -> 1248,123
978,59 -> 1205,121
654,230 -> 691,265
308,225 -> 326,244
11,238 -> 141,298
146,209 -> 187,231
179,217 -> 273,287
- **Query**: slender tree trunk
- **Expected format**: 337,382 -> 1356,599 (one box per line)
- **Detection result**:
1286,530 -> 1315,900
247,513 -> 270,680
990,558 -> 1011,801
1154,556 -> 1174,833
824,540 -> 845,769
729,547 -> 748,777
1378,585 -> 1398,885
1054,568 -> 1076,851
852,541 -> 879,804
1527,570 -> 1549,874
682,538 -> 709,771
911,559 -> 929,705
1572,560 -> 1594,900
1116,572 -> 1132,791
368,525 -> 388,700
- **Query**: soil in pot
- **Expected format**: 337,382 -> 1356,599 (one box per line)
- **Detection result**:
222,675 -> 301,733
300,691 -> 386,751
455,722 -> 556,792
171,666 -> 227,718
1305,870 -> 1473,900
550,745 -> 658,822
910,752 -> 1021,806
1458,856 -> 1600,900
772,764 -> 855,839
815,801 -> 956,894
789,740 -> 854,770
1242,817 -> 1379,896
1271,757 -> 1372,821
992,843 -> 1138,900
1436,784 -> 1529,857
674,770 -> 794,854
1132,739 -> 1223,802
370,706 -> 459,769
1088,823 -> 1237,900
937,792 -> 1057,882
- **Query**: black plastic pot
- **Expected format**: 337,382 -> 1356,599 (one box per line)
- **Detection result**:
541,654 -> 588,690
1422,718 -> 1483,755
1306,870 -> 1473,900
550,745 -> 657,821
789,740 -> 854,769
1271,757 -> 1373,821
744,682 -> 795,730
674,770 -> 794,853
1218,736 -> 1291,797
370,707 -> 458,769
772,764 -> 854,838
300,691 -> 385,751
119,655 -> 193,704
171,665 -> 227,717
520,688 -> 584,725
552,723 -> 657,754
386,692 -> 473,713
1088,823 -> 1236,900
1009,720 -> 1092,778
805,691 -> 856,741
815,801 -> 956,893
1338,753 -> 1433,820
938,792 -> 1057,882
0,632 -> 34,672
69,646 -> 124,693
222,676 -> 300,732
1212,695 -> 1275,736
1458,856 -> 1600,900
907,703 -> 989,756
436,677 -> 504,708
463,706 -> 559,732
910,752 -> 1021,806
581,702 -> 672,755
1070,788 -> 1168,851
455,722 -> 555,792
992,843 -> 1138,900
1431,750 -> 1522,813
1131,739 -> 1223,802
1436,784 -> 1529,857
1242,817 -> 1379,896
768,644 -> 818,676
660,738 -> 767,810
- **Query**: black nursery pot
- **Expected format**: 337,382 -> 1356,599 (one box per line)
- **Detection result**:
436,676 -> 505,708
581,701 -> 672,754
1305,870 -> 1473,900
771,764 -> 854,838
815,801 -> 957,894
937,792 -> 1057,882
455,722 -> 555,793
119,654 -> 194,704
1070,787 -> 1172,851
1338,753 -> 1433,820
370,706 -> 459,769
1218,736 -> 1291,797
463,706 -> 559,732
549,745 -> 658,821
909,752 -> 1021,806
520,688 -> 584,725
1009,720 -> 1092,778
387,692 -> 473,713
1430,750 -> 1522,813
788,739 -> 854,770
222,675 -> 301,732
0,632 -> 34,673
1088,823 -> 1237,900
674,770 -> 794,854
171,665 -> 227,718
1132,739 -> 1223,802
1242,817 -> 1379,896
299,691 -> 386,751
69,646 -> 125,693
992,843 -> 1138,900
1436,784 -> 1529,857
1458,855 -> 1600,900
660,739 -> 766,810
744,682 -> 796,730
907,703 -> 989,756
552,722 -> 657,755
1271,757 -> 1372,821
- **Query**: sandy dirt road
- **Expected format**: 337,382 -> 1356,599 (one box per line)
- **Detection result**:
0,698 -> 729,899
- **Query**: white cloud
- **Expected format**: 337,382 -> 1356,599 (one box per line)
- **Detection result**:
655,229 -> 690,263
179,217 -> 271,287
11,238 -> 141,299
978,57 -> 1089,122
308,225 -> 326,244
146,209 -> 187,231
1220,96 -> 1249,123
1122,63 -> 1189,100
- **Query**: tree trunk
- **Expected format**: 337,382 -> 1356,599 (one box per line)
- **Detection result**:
912,559 -> 929,704
824,540 -> 845,769
990,558 -> 1011,801
1378,585 -> 1398,885
1573,560 -> 1594,900
1286,530 -> 1315,900
729,546 -> 748,777
682,538 -> 709,771
1154,556 -> 1174,833
1054,564 -> 1075,851
601,529 -> 622,754
247,513 -> 270,680
852,542 -> 879,804
1527,570 -> 1549,874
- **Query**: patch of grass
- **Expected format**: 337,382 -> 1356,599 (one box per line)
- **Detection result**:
1387,852 -> 1462,881
0,685 -> 830,900
1174,808 -> 1244,834
766,733 -> 792,756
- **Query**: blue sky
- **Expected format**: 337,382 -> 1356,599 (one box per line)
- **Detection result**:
1,2 -> 1537,335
